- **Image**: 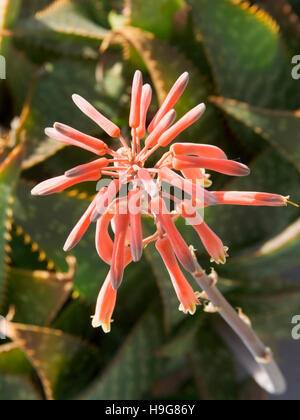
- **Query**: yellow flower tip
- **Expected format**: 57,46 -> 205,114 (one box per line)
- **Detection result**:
101,322 -> 112,334
179,303 -> 197,316
188,306 -> 196,315
210,254 -> 227,265
219,255 -> 227,265
212,246 -> 230,265
178,303 -> 185,313
91,315 -> 100,329
204,178 -> 213,188
178,294 -> 201,315
91,316 -> 112,333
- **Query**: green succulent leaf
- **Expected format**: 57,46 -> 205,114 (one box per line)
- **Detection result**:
211,97 -> 300,172
0,346 -> 34,376
187,0 -> 299,109
2,266 -> 73,326
8,223 -> 50,272
0,373 -> 41,400
52,298 -> 95,338
6,323 -> 101,400
189,323 -> 240,400
186,0 -> 300,155
0,0 -> 21,56
0,145 -> 24,307
126,0 -> 185,39
16,0 -> 108,43
20,59 -> 120,169
218,217 -> 300,281
230,279 -> 300,340
83,304 -> 164,400
157,317 -> 203,358
20,0 -> 53,18
144,241 -> 186,331
0,345 -> 42,400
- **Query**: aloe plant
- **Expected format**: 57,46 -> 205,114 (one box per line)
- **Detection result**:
0,0 -> 299,400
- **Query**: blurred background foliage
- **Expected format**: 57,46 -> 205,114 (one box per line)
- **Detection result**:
0,0 -> 300,400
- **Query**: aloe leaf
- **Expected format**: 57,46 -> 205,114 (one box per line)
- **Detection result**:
0,0 -> 21,56
187,0 -> 299,109
13,181 -> 106,296
229,279 -> 300,340
189,323 -> 240,400
211,97 -> 300,173
51,298 -> 95,338
83,304 -> 164,400
0,374 -> 41,400
0,346 -> 42,400
20,0 -> 53,18
125,0 -> 185,39
16,0 -> 108,44
4,322 -> 101,400
186,0 -> 300,155
217,217 -> 300,283
19,59 -> 119,169
0,145 -> 24,307
9,223 -> 50,271
2,264 -> 74,326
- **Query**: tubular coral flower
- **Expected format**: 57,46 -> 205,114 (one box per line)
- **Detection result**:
64,196 -> 98,252
178,200 -> 228,264
144,109 -> 177,150
136,84 -> 152,139
32,70 -> 292,334
212,191 -> 290,207
128,189 -> 143,262
65,158 -> 109,178
171,142 -> 228,160
148,72 -> 189,133
158,104 -> 206,147
49,124 -> 108,155
172,155 -> 251,176
31,172 -> 100,196
110,211 -> 130,289
95,210 -> 114,264
151,196 -> 197,274
72,94 -> 120,138
92,272 -> 117,333
156,237 -> 200,315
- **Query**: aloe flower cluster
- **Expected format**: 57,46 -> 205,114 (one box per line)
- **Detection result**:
32,71 -> 290,334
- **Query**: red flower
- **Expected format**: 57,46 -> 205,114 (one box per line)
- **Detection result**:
32,70 -> 291,333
